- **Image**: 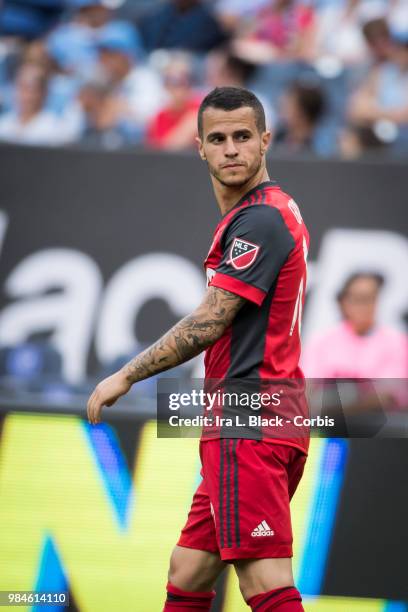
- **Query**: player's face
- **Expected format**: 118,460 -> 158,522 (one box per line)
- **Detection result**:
197,107 -> 271,188
339,277 -> 380,335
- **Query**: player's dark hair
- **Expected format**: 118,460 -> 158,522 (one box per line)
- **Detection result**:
336,272 -> 385,302
197,86 -> 266,137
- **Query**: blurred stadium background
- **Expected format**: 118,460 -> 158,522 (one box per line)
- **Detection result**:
0,0 -> 408,610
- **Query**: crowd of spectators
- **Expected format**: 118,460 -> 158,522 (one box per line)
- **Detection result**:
0,0 -> 408,157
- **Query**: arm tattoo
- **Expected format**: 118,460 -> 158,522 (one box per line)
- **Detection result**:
123,287 -> 245,384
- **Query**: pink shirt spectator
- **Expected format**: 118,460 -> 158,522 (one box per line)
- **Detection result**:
301,320 -> 408,379
254,3 -> 314,50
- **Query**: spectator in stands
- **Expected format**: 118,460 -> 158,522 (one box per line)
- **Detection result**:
339,124 -> 387,159
204,46 -> 276,130
139,0 -> 227,53
97,21 -> 166,134
311,0 -> 373,72
46,0 -> 139,79
0,63 -> 76,145
362,17 -> 393,66
0,40 -> 46,114
348,28 -> 408,152
205,46 -> 255,89
232,0 -> 315,65
23,39 -> 53,74
75,75 -> 143,149
301,272 -> 408,378
146,52 -> 201,150
339,17 -> 398,159
214,0 -> 270,33
18,39 -> 80,117
273,81 -> 325,154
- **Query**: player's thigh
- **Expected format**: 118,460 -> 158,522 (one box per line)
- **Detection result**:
177,469 -> 219,557
173,469 -> 227,590
168,545 -> 227,592
234,557 -> 294,601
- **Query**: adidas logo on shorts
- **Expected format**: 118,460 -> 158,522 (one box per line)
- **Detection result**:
251,520 -> 274,537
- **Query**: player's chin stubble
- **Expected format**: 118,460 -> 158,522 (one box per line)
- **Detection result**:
207,155 -> 263,189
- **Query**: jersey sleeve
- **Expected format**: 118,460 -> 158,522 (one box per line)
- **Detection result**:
209,205 -> 295,305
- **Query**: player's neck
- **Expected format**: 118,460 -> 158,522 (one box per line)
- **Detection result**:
213,168 -> 270,216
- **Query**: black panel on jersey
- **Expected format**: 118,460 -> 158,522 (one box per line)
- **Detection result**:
216,205 -> 295,294
227,278 -> 278,379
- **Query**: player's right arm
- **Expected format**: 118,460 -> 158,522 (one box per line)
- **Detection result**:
86,286 -> 245,424
123,286 -> 245,382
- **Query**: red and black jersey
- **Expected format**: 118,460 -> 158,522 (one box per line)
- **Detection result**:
204,180 -> 309,381
202,180 -> 310,453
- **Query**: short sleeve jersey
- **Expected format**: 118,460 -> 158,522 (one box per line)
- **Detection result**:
204,180 -> 309,381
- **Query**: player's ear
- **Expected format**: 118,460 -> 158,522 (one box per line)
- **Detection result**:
196,136 -> 206,160
260,130 -> 272,156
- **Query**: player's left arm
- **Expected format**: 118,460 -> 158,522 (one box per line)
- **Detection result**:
87,286 -> 245,424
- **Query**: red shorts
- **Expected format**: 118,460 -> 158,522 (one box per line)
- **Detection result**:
177,439 -> 307,562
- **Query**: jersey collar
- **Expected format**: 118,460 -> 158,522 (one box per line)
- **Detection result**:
221,180 -> 278,219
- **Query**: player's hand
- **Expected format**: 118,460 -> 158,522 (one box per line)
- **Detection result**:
87,370 -> 132,425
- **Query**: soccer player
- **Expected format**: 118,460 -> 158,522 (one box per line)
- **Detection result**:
87,86 -> 309,612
